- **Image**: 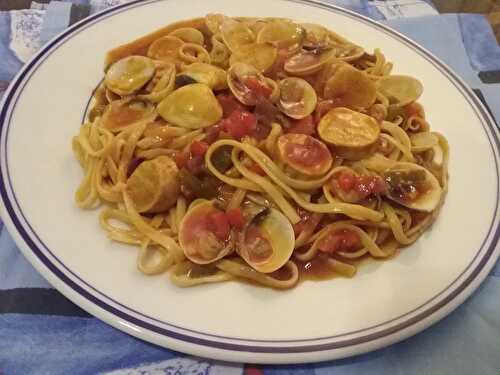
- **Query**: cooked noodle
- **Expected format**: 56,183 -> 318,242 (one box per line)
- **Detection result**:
72,15 -> 449,289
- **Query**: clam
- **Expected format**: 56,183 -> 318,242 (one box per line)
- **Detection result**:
126,155 -> 180,213
317,107 -> 380,160
301,22 -> 329,48
221,18 -> 255,52
410,132 -> 443,168
237,208 -> 295,273
277,133 -> 332,176
205,13 -> 226,35
169,27 -> 205,45
104,56 -> 155,96
284,48 -> 336,76
179,201 -> 233,264
376,75 -> 423,107
180,62 -> 227,90
100,98 -> 154,132
157,83 -> 222,129
229,43 -> 278,73
242,18 -> 268,36
384,163 -> 442,212
256,19 -> 305,52
331,43 -> 364,62
147,35 -> 184,63
138,62 -> 176,103
323,63 -> 376,109
227,62 -> 273,105
277,77 -> 317,119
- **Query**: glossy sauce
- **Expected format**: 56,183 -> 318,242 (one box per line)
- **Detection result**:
295,255 -> 339,281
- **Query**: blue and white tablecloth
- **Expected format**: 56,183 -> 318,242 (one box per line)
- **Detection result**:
1,1 -> 499,374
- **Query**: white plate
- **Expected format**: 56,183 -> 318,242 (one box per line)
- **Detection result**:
1,0 -> 499,364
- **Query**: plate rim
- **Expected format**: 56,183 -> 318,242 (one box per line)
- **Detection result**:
1,0 -> 499,363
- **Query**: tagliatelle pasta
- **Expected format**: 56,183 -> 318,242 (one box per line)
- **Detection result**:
72,14 -> 449,289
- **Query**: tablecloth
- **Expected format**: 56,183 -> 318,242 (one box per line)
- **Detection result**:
0,1 -> 499,374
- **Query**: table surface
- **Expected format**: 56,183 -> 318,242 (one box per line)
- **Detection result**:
0,1 -> 499,374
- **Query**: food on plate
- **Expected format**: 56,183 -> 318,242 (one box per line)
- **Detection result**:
72,15 -> 449,289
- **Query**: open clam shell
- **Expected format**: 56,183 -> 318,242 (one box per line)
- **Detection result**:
169,27 -> 205,45
277,133 -> 333,176
180,62 -> 227,90
105,55 -> 155,96
256,19 -> 305,52
376,75 -> 423,107
384,163 -> 442,212
227,62 -> 273,105
323,63 -> 376,109
100,98 -> 154,132
221,18 -> 255,52
179,201 -> 234,264
157,83 -> 222,129
147,36 -> 184,63
278,77 -> 317,119
284,48 -> 336,76
229,43 -> 278,73
237,208 -> 295,273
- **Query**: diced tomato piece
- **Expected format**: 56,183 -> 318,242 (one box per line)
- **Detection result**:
243,77 -> 272,99
190,140 -> 209,157
186,155 -> 204,175
337,171 -> 356,192
174,151 -> 189,169
216,93 -> 247,118
287,115 -> 315,135
354,175 -> 387,198
204,122 -> 224,144
254,97 -> 279,127
208,211 -> 231,241
224,110 -> 257,140
318,229 -> 361,254
248,162 -> 266,176
317,232 -> 342,253
252,123 -> 272,140
285,137 -> 327,167
226,207 -> 246,230
342,230 -> 361,249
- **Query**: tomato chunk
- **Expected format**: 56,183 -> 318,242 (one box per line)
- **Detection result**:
204,122 -> 224,144
337,171 -> 356,191
248,162 -> 266,176
244,77 -> 273,99
190,140 -> 209,157
224,110 -> 257,140
226,208 -> 246,230
317,229 -> 361,254
216,93 -> 247,118
333,172 -> 387,200
285,137 -> 327,167
186,154 -> 204,175
208,211 -> 231,241
174,151 -> 189,169
287,115 -> 315,135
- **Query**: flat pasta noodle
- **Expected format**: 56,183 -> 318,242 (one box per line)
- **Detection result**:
71,14 -> 449,290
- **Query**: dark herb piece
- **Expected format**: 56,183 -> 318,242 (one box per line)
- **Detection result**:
211,145 -> 233,172
175,74 -> 198,88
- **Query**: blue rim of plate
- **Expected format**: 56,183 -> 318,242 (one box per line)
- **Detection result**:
0,0 -> 499,355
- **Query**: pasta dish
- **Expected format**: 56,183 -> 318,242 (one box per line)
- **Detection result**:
72,15 -> 449,289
